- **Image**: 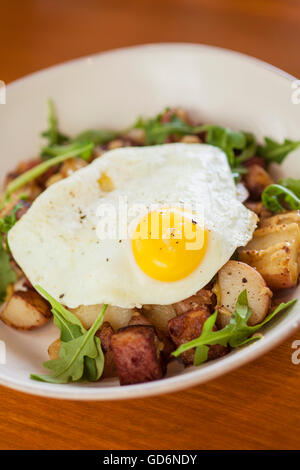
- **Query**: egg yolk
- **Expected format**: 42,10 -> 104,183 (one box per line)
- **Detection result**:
131,208 -> 208,282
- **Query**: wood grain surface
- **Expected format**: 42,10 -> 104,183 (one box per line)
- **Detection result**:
1,0 -> 300,450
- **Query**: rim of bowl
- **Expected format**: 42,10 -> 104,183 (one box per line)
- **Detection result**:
1,43 -> 299,400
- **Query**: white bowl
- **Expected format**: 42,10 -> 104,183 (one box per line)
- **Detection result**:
0,43 -> 300,400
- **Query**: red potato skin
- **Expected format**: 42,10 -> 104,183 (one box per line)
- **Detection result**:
111,325 -> 164,385
168,308 -> 228,365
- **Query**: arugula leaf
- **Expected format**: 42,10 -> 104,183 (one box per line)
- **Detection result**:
261,184 -> 300,212
41,99 -> 69,151
0,203 -> 24,302
74,129 -> 118,146
41,99 -> 117,159
0,203 -> 23,235
257,137 -> 300,164
1,142 -> 94,207
194,345 -> 210,366
277,178 -> 300,198
31,286 -> 107,383
205,126 -> 247,167
172,290 -> 297,364
135,114 -> 202,145
0,244 -> 17,303
235,132 -> 257,163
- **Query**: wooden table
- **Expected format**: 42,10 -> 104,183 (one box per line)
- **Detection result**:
1,0 -> 300,450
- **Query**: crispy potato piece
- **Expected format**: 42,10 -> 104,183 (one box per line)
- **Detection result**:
129,310 -> 175,361
260,210 -> 300,229
59,158 -> 88,178
45,173 -> 63,187
1,290 -> 51,330
216,260 -> 272,328
96,322 -> 117,378
142,304 -> 176,333
70,304 -> 134,330
111,325 -> 164,385
180,135 -> 201,144
128,311 -> 152,327
245,201 -> 272,220
239,222 -> 300,289
48,338 -> 61,360
168,308 -> 228,365
243,164 -> 273,200
173,289 -> 215,316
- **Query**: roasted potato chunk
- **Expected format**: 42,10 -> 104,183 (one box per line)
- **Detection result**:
239,222 -> 300,289
243,164 -> 273,200
245,201 -> 272,220
96,322 -> 117,378
111,325 -> 164,385
168,308 -> 228,365
70,304 -> 134,330
129,311 -> 175,361
173,288 -> 215,316
259,210 -> 300,229
1,290 -> 51,330
59,158 -> 88,178
142,304 -> 176,333
216,260 -> 272,327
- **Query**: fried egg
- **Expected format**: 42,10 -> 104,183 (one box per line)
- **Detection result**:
8,144 -> 257,308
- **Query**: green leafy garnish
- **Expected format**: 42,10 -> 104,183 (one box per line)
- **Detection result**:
41,99 -> 69,151
1,142 -> 94,207
277,178 -> 300,198
31,286 -> 107,383
173,290 -> 297,365
262,184 -> 300,212
235,132 -> 257,163
257,137 -> 300,164
0,203 -> 23,302
134,113 -> 202,145
74,129 -> 118,146
41,99 -> 117,159
204,126 -> 247,167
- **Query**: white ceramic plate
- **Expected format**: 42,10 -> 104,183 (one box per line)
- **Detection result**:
0,44 -> 300,400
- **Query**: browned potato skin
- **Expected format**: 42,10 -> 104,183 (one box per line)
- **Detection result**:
259,210 -> 300,229
243,164 -> 273,200
239,222 -> 300,289
168,308 -> 228,365
59,158 -> 88,178
1,289 -> 51,330
245,201 -> 272,220
173,288 -> 215,316
96,322 -> 117,378
129,311 -> 175,362
111,325 -> 164,385
216,260 -> 272,328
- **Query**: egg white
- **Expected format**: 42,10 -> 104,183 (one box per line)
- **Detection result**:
8,144 -> 257,308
